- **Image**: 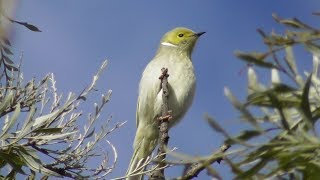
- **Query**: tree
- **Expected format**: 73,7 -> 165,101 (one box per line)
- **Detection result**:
223,13 -> 320,179
0,4 -> 124,179
125,13 -> 320,180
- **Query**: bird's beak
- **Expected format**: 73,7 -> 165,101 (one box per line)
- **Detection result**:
195,31 -> 206,37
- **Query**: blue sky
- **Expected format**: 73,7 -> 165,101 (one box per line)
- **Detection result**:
10,1 -> 320,179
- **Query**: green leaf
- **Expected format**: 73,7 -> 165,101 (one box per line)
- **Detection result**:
0,90 -> 13,113
5,63 -> 18,71
8,106 -> 37,146
305,42 -> 320,55
311,106 -> 320,120
206,166 -> 222,180
300,74 -> 313,127
264,31 -> 295,46
40,175 -> 49,180
3,55 -> 14,64
19,106 -> 36,131
2,46 -> 13,55
34,131 -> 77,140
225,130 -> 261,145
2,37 -> 11,46
247,67 -> 265,93
247,92 -> 271,106
235,51 -> 276,69
0,151 -> 26,175
271,83 -> 297,93
285,46 -> 298,75
0,103 -> 21,139
32,109 -> 61,128
303,162 -> 320,180
12,20 -> 42,32
225,87 -> 261,129
16,146 -> 61,177
204,114 -> 230,138
33,128 -> 63,135
236,158 -> 269,179
247,84 -> 299,108
84,128 -> 95,139
224,158 -> 244,176
268,92 -> 290,130
273,14 -> 306,29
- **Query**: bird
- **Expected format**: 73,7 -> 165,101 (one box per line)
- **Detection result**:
126,27 -> 205,180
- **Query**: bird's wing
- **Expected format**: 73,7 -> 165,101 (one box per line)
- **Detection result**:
136,59 -> 162,128
135,97 -> 140,128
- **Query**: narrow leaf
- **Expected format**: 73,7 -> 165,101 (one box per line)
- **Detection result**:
267,92 -> 290,130
0,151 -> 26,175
273,14 -> 305,29
33,128 -> 62,135
84,128 -> 95,139
32,109 -> 60,128
0,90 -> 13,112
5,63 -> 19,71
3,55 -> 14,64
11,106 -> 36,145
2,46 -> 13,55
300,74 -> 313,126
13,20 -> 41,32
35,131 -> 77,140
225,87 -> 260,129
17,147 -> 61,177
2,37 -> 11,46
225,130 -> 261,145
204,114 -> 230,138
264,33 -> 294,46
285,46 -> 298,75
305,42 -> 320,55
237,158 -> 269,179
0,103 -> 21,139
235,51 -> 275,69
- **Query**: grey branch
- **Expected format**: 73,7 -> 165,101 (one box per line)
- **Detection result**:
150,68 -> 171,180
178,143 -> 231,180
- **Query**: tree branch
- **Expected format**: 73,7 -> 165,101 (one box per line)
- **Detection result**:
178,143 -> 231,180
150,68 -> 171,180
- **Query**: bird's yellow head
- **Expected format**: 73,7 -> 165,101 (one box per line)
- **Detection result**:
159,27 -> 205,56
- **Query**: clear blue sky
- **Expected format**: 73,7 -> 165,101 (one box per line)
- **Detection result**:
10,1 -> 320,179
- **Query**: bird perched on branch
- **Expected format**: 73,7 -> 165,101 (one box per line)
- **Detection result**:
126,27 -> 205,180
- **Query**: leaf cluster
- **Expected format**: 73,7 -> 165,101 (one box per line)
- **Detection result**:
0,10 -> 124,179
219,14 -> 320,179
0,60 -> 124,179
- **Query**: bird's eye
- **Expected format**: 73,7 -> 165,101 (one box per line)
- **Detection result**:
178,33 -> 184,37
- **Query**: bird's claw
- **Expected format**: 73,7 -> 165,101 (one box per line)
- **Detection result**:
159,110 -> 172,121
159,68 -> 169,80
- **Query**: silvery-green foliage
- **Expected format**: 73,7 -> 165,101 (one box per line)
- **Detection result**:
219,14 -> 320,179
0,8 -> 124,179
0,59 -> 124,179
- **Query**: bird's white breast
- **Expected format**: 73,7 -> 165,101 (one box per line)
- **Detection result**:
138,52 -> 196,128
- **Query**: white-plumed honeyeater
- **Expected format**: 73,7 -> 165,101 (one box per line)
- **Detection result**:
126,27 -> 205,180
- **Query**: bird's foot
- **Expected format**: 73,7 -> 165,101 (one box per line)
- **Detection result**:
159,110 -> 172,121
158,68 -> 169,80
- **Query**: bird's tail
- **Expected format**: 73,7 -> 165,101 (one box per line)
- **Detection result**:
126,135 -> 159,179
126,123 -> 159,180
126,143 -> 148,180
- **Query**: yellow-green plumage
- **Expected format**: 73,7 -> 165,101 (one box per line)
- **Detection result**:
126,27 -> 204,180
